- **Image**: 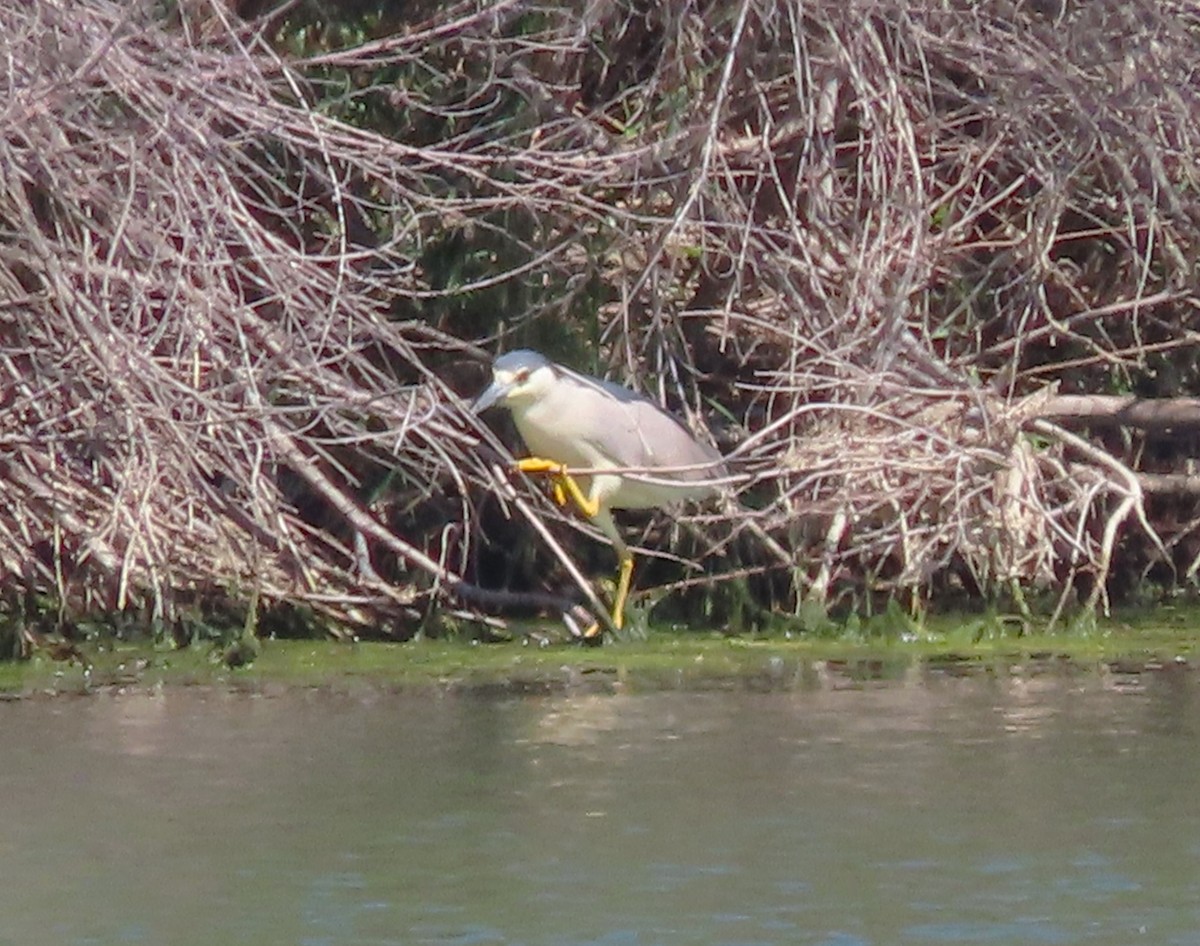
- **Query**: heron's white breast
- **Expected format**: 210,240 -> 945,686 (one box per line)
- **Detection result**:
510,398 -> 613,471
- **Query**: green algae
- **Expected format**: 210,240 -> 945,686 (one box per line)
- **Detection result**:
0,608 -> 1198,698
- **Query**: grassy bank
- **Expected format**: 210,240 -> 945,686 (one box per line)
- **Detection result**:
2,610 -> 1197,699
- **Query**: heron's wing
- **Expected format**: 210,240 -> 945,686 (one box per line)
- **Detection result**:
561,375 -> 721,474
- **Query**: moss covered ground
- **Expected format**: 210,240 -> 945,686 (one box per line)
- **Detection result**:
1,608 -> 1197,698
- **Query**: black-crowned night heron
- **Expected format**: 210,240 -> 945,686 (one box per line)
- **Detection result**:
473,349 -> 724,636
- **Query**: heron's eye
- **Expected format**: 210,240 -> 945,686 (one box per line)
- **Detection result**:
515,368 -> 530,382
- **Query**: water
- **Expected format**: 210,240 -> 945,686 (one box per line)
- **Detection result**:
2,661 -> 1199,945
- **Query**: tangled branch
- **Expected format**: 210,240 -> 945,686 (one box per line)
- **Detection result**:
2,0 -> 1196,639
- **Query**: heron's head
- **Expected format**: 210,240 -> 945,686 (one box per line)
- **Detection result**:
472,350 -> 557,414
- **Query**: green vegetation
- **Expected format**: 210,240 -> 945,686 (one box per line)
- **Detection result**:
3,609 -> 1198,699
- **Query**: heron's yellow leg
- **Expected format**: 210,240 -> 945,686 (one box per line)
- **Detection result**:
517,457 -> 622,641
582,553 -> 633,639
515,457 -> 563,475
515,457 -> 600,518
611,550 -> 634,630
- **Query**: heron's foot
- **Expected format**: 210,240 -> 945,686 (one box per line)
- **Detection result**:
561,603 -> 593,640
580,623 -> 605,646
577,613 -> 611,645
515,457 -> 599,518
561,604 -> 607,645
575,556 -> 635,643
571,554 -> 638,643
577,610 -> 622,645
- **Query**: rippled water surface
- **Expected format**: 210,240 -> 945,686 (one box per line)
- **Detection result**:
3,661 -> 1200,945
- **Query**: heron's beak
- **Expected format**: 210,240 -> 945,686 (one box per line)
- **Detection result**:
471,378 -> 510,413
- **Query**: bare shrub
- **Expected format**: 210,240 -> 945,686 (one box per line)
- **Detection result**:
1,0 -> 1195,638
0,0 -> 511,634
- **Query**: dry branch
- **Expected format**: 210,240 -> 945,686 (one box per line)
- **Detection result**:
1038,396 -> 1200,432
